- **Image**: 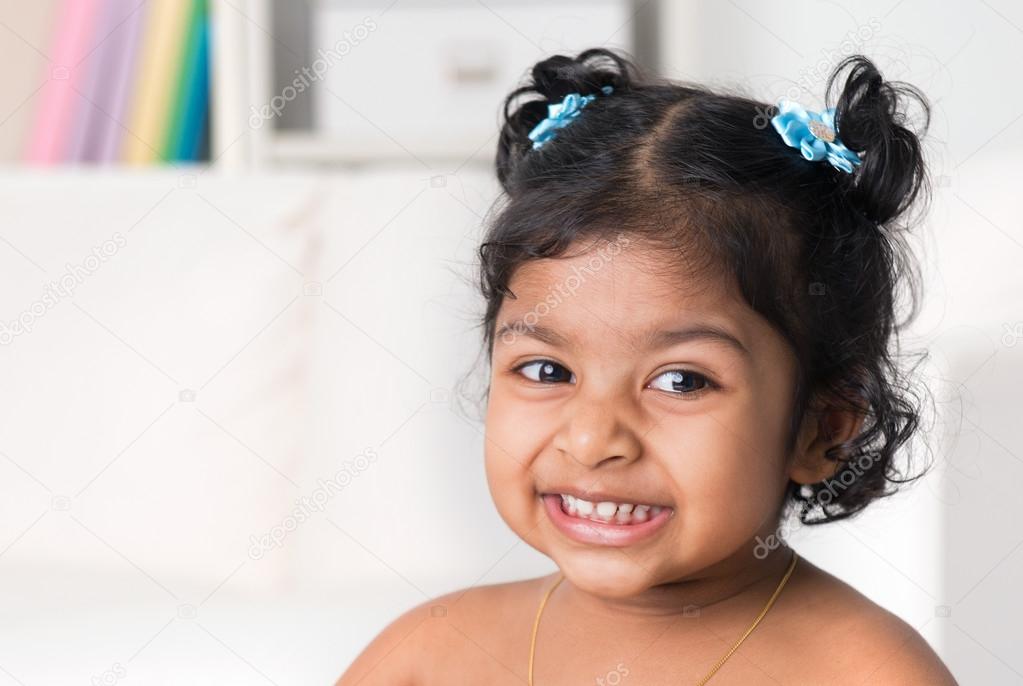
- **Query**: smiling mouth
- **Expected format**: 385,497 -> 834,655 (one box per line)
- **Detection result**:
550,493 -> 671,525
540,493 -> 674,546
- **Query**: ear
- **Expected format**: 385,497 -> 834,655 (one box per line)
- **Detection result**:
789,398 -> 867,485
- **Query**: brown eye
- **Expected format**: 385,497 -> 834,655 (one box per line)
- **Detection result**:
648,369 -> 714,398
516,360 -> 575,384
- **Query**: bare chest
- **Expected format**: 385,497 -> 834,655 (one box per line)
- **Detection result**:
418,604 -> 860,686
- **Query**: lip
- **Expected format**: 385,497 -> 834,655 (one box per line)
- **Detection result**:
541,493 -> 674,547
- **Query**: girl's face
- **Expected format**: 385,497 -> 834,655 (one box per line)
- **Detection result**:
484,237 -> 807,601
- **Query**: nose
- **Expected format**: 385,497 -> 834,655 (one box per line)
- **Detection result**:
551,384 -> 643,468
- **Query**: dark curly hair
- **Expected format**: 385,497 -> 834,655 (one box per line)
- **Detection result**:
473,47 -> 935,525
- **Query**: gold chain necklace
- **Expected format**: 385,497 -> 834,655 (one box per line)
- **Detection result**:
527,549 -> 798,685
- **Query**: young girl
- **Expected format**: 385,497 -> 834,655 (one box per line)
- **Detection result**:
336,48 -> 958,684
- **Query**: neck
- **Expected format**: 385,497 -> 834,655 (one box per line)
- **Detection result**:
555,543 -> 796,624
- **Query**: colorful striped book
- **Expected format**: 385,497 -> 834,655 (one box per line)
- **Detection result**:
24,0 -> 101,164
120,0 -> 190,163
89,0 -> 148,163
25,0 -> 213,165
164,0 -> 209,161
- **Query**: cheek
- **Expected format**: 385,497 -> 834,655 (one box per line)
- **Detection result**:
657,401 -> 790,540
483,385 -> 545,524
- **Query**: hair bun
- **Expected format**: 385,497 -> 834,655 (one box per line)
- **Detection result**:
496,48 -> 639,190
827,55 -> 931,227
531,49 -> 631,100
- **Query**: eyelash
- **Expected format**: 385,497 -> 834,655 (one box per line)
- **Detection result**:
511,359 -> 717,400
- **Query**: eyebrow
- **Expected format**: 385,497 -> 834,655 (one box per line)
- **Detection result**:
495,320 -> 751,358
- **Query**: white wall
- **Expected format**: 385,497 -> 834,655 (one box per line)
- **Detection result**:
0,166 -> 507,684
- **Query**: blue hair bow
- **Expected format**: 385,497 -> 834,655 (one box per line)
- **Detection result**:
528,85 -> 614,150
770,100 -> 862,174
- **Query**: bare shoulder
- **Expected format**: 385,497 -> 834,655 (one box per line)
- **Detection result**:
334,573 -> 556,686
768,555 -> 959,684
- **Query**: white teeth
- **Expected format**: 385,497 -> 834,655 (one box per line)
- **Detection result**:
556,494 -> 668,525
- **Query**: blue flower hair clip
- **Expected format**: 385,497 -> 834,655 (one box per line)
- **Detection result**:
528,84 -> 614,150
770,99 -> 862,174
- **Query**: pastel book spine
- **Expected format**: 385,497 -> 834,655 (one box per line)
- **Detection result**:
120,0 -> 190,163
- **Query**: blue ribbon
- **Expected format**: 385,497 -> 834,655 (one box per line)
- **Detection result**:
770,99 -> 862,174
528,85 -> 614,150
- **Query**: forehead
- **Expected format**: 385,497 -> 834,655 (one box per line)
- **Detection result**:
497,240 -> 750,344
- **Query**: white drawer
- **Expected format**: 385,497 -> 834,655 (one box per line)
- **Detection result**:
310,0 -> 632,161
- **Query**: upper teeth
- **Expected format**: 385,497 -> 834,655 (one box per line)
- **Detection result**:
559,494 -> 665,524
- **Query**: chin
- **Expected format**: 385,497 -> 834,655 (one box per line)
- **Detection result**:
552,549 -> 658,598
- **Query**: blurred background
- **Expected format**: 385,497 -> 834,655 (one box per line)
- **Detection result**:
0,0 -> 1019,684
